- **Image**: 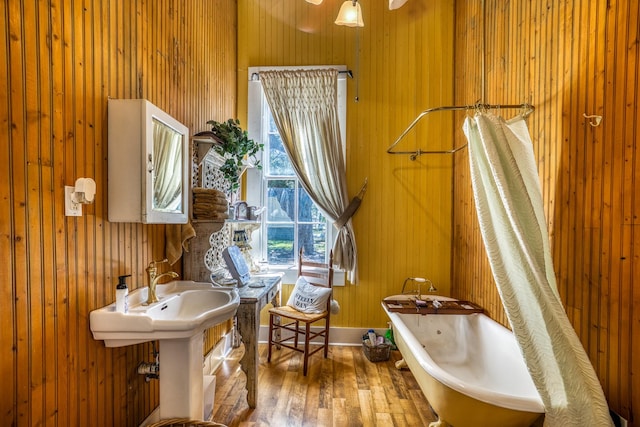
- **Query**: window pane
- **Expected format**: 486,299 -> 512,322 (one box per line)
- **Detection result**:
267,180 -> 295,222
298,223 -> 327,263
298,187 -> 326,222
267,225 -> 294,265
253,90 -> 338,267
267,133 -> 295,176
268,113 -> 279,133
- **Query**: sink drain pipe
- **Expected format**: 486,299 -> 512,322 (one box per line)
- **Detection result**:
138,341 -> 160,382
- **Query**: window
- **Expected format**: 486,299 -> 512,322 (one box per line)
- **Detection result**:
246,66 -> 347,268
262,112 -> 328,265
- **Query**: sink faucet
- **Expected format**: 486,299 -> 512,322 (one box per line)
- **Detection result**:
145,259 -> 179,305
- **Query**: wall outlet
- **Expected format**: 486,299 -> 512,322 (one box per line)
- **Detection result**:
65,186 -> 82,216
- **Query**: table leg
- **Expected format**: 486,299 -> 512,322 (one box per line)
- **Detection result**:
232,315 -> 241,348
270,289 -> 282,346
236,302 -> 259,408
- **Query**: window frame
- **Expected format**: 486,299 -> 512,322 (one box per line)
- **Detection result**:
246,65 -> 348,281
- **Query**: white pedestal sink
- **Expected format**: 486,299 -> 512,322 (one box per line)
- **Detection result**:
160,335 -> 205,419
90,281 -> 240,419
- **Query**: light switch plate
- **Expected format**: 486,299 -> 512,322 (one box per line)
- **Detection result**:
65,186 -> 82,216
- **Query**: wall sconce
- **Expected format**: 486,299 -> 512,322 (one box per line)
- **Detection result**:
335,0 -> 364,27
65,177 -> 96,217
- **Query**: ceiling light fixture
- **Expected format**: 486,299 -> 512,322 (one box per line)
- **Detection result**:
335,0 -> 364,27
305,0 -> 323,4
388,0 -> 408,10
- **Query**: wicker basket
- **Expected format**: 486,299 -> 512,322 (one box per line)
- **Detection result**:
362,341 -> 391,362
147,419 -> 227,427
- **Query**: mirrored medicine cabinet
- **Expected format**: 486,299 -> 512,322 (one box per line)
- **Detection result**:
108,99 -> 190,224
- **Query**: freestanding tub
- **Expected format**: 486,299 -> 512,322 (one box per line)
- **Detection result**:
382,295 -> 544,427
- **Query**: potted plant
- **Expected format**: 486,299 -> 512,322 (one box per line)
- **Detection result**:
203,118 -> 263,192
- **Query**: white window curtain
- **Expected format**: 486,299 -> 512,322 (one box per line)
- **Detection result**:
260,69 -> 364,283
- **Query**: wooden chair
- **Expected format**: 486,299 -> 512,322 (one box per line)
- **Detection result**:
267,248 -> 334,376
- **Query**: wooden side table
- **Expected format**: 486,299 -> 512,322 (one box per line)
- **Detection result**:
235,274 -> 282,408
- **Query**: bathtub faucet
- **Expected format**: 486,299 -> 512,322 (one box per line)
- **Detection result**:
401,277 -> 420,296
402,277 -> 437,297
402,277 -> 438,297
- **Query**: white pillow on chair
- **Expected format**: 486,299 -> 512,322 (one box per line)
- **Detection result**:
286,276 -> 332,314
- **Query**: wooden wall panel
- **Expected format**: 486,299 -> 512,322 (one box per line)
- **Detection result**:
1,1 -> 237,426
452,0 -> 639,423
237,0 -> 455,329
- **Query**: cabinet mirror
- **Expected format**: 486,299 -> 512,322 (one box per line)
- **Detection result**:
108,99 -> 190,224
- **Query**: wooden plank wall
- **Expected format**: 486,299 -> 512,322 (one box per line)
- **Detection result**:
0,1 -> 237,426
452,0 -> 639,423
237,0 -> 456,328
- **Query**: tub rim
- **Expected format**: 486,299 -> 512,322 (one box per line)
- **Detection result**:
383,296 -> 545,414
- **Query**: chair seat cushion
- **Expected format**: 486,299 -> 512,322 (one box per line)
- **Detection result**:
286,276 -> 332,314
270,305 -> 328,322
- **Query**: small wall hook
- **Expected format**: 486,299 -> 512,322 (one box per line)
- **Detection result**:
583,113 -> 603,127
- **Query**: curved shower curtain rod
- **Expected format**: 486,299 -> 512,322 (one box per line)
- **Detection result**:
387,102 -> 535,160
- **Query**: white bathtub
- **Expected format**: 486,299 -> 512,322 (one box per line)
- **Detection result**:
383,295 -> 544,427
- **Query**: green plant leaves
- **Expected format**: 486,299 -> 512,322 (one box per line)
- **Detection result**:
206,118 -> 263,192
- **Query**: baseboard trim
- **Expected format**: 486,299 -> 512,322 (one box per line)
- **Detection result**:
203,331 -> 234,375
258,325 -> 384,346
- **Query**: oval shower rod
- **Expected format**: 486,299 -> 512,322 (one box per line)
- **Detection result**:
387,102 -> 535,160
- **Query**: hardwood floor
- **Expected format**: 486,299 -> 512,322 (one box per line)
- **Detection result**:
211,344 -> 437,427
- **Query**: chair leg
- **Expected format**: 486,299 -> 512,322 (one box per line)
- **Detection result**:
274,313 -> 281,349
303,322 -> 311,376
324,321 -> 330,358
267,313 -> 274,362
